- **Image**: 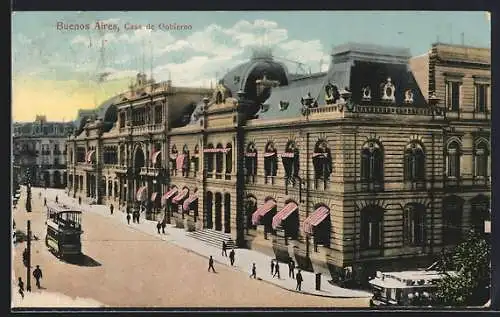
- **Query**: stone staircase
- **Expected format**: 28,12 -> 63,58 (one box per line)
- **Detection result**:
186,229 -> 237,249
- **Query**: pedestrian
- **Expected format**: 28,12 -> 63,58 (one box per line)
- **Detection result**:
38,192 -> 42,199
110,204 -> 114,215
222,241 -> 227,257
289,258 -> 295,279
55,196 -> 58,204
78,196 -> 82,205
44,197 -> 47,206
33,265 -> 43,289
296,270 -> 303,291
208,256 -> 216,273
161,219 -> 167,234
229,249 -> 235,266
18,277 -> 24,299
273,260 -> 281,279
126,212 -> 131,225
136,211 -> 140,224
250,263 -> 257,279
156,221 -> 162,234
270,259 -> 275,275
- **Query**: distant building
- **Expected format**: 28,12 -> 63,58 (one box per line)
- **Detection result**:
67,43 -> 490,284
13,115 -> 74,187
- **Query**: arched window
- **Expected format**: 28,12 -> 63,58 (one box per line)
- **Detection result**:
360,206 -> 384,249
313,140 -> 332,189
404,142 -> 425,182
404,203 -> 426,246
245,142 -> 258,183
264,142 -> 278,183
446,140 -> 461,178
225,143 -> 232,176
475,140 -> 489,178
282,141 -> 299,185
205,143 -> 214,177
360,141 -> 384,189
215,143 -> 224,178
442,196 -> 464,245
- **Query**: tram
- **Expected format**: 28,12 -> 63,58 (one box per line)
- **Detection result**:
45,202 -> 83,258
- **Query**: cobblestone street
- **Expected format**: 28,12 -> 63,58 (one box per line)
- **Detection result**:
12,187 -> 370,308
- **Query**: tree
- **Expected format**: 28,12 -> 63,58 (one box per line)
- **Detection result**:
434,230 -> 490,306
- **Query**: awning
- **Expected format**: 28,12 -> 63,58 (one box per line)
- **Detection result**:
251,200 -> 277,225
272,202 -> 298,229
136,186 -> 148,202
264,152 -> 276,158
151,151 -> 161,165
280,152 -> 295,158
245,152 -> 257,157
172,188 -> 188,204
176,154 -> 186,170
203,148 -> 231,153
86,150 -> 96,163
151,192 -> 158,202
161,187 -> 178,206
183,194 -> 198,211
312,152 -> 328,158
302,206 -> 330,235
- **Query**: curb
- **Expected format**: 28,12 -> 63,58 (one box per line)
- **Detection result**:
65,199 -> 372,300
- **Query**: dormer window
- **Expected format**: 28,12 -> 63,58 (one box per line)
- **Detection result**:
216,92 -> 223,104
362,86 -> 372,102
404,89 -> 414,104
381,78 -> 396,103
279,100 -> 289,111
325,83 -> 340,105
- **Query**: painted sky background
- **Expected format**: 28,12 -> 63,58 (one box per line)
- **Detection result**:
11,11 -> 491,122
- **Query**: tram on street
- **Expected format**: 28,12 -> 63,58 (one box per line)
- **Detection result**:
45,202 -> 83,258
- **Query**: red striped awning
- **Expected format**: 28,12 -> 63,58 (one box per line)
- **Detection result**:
172,188 -> 188,204
245,152 -> 257,157
203,148 -> 231,153
302,206 -> 330,235
170,154 -> 178,160
280,152 -> 295,158
176,154 -> 186,170
264,152 -> 276,158
136,186 -> 148,202
151,192 -> 158,202
183,194 -> 198,211
272,202 -> 298,229
86,150 -> 96,163
251,200 -> 277,225
151,151 -> 161,165
161,187 -> 178,206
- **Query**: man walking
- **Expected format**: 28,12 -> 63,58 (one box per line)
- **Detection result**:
288,258 -> 295,279
33,265 -> 43,289
229,249 -> 235,266
208,256 -> 216,273
273,260 -> 281,279
18,277 -> 24,299
156,221 -> 162,234
161,219 -> 167,234
44,197 -> 47,206
126,212 -> 131,225
296,270 -> 303,291
221,241 -> 227,257
110,204 -> 114,215
270,259 -> 275,276
55,196 -> 58,204
250,263 -> 257,279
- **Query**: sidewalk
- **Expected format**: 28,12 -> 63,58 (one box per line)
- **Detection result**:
46,188 -> 372,299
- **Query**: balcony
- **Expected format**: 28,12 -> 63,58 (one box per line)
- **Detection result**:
119,123 -> 164,135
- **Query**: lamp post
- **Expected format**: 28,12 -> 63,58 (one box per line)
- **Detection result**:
123,183 -> 128,213
152,178 -> 157,220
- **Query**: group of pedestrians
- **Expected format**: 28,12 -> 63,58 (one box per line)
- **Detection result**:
270,258 -> 303,291
221,241 -> 235,266
156,220 -> 167,234
17,265 -> 43,299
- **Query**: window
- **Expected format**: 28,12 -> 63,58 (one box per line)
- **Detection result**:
404,142 -> 425,181
475,141 -> 489,178
215,143 -> 224,178
361,206 -> 383,249
475,84 -> 488,113
76,147 -> 86,162
360,141 -> 384,184
119,145 -> 125,165
442,196 -> 464,245
446,81 -> 461,111
282,141 -> 299,185
446,141 -> 461,178
182,145 -> 190,177
404,204 -> 425,246
245,143 -> 257,183
225,143 -> 232,175
264,142 -> 278,182
313,141 -> 332,182
155,105 -> 163,124
470,195 -> 490,234
205,144 -> 214,177
119,112 -> 125,128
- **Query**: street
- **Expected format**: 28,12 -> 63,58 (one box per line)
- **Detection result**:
12,187 -> 370,308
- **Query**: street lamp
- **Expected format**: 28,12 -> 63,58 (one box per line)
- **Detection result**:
152,178 -> 157,220
123,183 -> 128,213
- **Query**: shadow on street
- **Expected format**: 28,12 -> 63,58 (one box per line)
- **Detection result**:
58,254 -> 102,267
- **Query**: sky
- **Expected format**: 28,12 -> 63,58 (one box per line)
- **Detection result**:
11,11 -> 491,122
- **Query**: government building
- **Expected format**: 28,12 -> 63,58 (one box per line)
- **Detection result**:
65,42 -> 490,285
13,115 -> 74,187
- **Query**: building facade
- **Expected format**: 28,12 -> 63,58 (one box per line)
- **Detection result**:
13,115 -> 74,187
67,43 -> 490,284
